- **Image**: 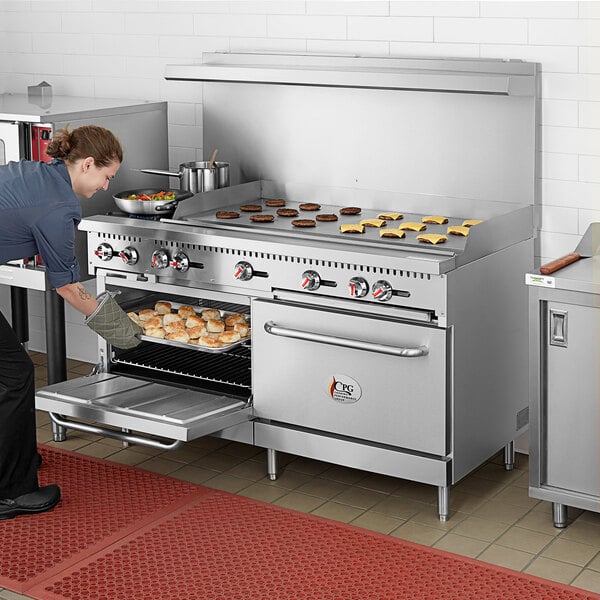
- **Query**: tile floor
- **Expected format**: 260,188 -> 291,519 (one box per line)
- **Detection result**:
2,351 -> 600,600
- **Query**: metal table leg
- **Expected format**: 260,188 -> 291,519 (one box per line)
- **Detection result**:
44,291 -> 67,442
438,485 -> 449,522
267,448 -> 278,480
10,286 -> 29,345
552,503 -> 568,528
504,440 -> 515,471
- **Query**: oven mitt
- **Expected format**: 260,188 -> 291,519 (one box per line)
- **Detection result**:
85,291 -> 142,349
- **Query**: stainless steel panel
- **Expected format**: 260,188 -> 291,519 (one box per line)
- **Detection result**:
545,301 -> 600,497
254,421 -> 451,487
252,299 -> 448,456
36,373 -> 252,442
167,53 -> 537,96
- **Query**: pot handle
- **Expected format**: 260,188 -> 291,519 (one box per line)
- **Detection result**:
134,168 -> 181,177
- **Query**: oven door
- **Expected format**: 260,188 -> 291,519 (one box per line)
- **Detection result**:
252,299 -> 449,456
36,373 -> 253,449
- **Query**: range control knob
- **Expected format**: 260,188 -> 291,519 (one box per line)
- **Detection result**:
151,249 -> 169,270
170,251 -> 190,272
349,277 -> 369,298
119,247 -> 138,266
94,243 -> 114,261
301,270 -> 321,291
234,261 -> 254,281
372,280 -> 393,302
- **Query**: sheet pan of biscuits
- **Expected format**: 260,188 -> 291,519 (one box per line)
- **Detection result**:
128,301 -> 250,353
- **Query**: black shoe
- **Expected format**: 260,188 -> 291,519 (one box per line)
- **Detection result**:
0,484 -> 61,520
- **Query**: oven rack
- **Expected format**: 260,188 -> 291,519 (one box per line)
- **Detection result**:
113,343 -> 251,391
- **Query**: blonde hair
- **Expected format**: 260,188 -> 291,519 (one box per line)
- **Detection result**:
46,125 -> 123,167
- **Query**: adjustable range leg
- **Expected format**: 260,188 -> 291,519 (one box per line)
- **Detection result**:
504,440 -> 515,471
45,291 -> 67,442
267,448 -> 278,480
10,286 -> 29,345
552,503 -> 568,528
438,486 -> 449,522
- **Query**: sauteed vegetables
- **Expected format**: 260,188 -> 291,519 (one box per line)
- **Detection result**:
126,191 -> 176,201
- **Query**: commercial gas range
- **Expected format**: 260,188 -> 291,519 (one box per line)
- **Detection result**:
35,54 -> 538,521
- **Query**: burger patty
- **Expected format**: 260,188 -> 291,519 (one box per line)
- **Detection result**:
315,213 -> 338,222
250,214 -> 275,222
265,199 -> 286,207
291,219 -> 317,228
339,206 -> 362,215
216,211 -> 241,219
239,204 -> 263,212
276,208 -> 299,217
298,203 -> 321,211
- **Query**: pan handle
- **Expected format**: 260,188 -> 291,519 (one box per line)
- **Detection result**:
134,168 -> 181,178
153,191 -> 194,212
539,253 -> 581,275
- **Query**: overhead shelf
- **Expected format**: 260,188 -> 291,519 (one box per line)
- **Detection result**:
165,53 -> 537,96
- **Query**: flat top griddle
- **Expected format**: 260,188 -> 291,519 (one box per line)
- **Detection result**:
181,198 -> 479,255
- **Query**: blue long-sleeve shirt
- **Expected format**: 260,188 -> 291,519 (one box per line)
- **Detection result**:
0,159 -> 81,288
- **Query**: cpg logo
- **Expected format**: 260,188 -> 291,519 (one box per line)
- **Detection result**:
326,374 -> 362,404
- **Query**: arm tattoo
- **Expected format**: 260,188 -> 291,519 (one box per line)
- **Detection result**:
76,284 -> 92,301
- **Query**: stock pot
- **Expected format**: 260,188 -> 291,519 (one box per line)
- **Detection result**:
138,161 -> 230,194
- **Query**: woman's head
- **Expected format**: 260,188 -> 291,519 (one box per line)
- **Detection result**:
47,125 -> 123,198
46,125 -> 123,166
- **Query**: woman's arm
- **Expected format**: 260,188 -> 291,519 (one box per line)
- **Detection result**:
55,282 -> 99,317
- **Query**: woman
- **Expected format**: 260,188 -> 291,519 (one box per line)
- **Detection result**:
0,125 -> 141,520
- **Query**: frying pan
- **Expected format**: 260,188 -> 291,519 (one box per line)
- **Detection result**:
540,223 -> 600,274
112,188 -> 193,215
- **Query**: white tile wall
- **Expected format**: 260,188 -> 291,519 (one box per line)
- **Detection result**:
1,0 -> 600,358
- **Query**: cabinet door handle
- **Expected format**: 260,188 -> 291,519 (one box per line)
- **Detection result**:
263,321 -> 429,357
549,309 -> 568,347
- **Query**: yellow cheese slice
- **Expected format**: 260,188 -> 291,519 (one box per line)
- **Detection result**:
340,223 -> 365,234
377,212 -> 403,221
398,221 -> 427,232
417,233 -> 448,245
447,225 -> 470,237
379,228 -> 406,238
360,218 -> 387,228
462,219 -> 484,227
422,215 -> 448,225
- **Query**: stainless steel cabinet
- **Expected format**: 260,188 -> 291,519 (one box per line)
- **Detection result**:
528,239 -> 600,527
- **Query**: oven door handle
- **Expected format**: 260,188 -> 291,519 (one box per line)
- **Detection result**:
263,321 -> 429,357
48,413 -> 184,451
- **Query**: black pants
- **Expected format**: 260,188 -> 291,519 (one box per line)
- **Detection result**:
0,309 -> 39,499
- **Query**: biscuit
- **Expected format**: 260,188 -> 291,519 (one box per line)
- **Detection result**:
225,313 -> 247,327
186,314 -> 205,328
206,319 -> 225,333
154,301 -> 171,314
234,323 -> 250,338
198,335 -> 222,348
145,327 -> 166,339
201,308 -> 221,321
143,315 -> 163,329
167,330 -> 190,343
178,305 -> 197,319
218,331 -> 241,345
128,312 -> 142,326
163,313 -> 183,326
187,325 -> 206,339
138,308 -> 158,322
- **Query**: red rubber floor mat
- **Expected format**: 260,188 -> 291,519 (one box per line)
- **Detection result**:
28,490 -> 600,600
0,445 -> 206,594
